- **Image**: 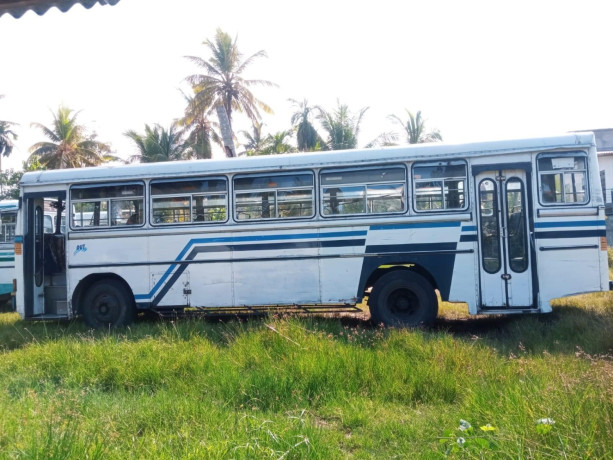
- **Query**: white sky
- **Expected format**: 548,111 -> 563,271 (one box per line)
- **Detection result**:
0,0 -> 612,170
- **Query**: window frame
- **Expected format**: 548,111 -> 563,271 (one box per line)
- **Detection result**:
411,160 -> 469,213
0,211 -> 17,243
319,164 -> 408,218
69,181 -> 146,230
233,171 -> 315,222
149,176 -> 229,226
478,178 -> 501,274
536,151 -> 589,207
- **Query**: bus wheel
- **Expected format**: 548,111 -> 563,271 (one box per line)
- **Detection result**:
82,279 -> 135,329
369,271 -> 438,327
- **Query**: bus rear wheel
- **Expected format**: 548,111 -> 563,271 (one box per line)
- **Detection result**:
82,279 -> 135,329
368,271 -> 438,327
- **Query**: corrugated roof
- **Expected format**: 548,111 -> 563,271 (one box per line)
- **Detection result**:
0,0 -> 120,18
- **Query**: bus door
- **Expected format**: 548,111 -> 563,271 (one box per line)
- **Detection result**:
474,167 -> 534,308
23,193 -> 67,318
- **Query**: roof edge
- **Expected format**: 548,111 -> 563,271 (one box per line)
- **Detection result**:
0,0 -> 120,19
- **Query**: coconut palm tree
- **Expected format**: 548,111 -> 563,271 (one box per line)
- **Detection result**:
184,29 -> 276,156
178,90 -> 220,160
239,120 -> 266,156
29,106 -> 113,169
0,121 -> 17,159
317,101 -> 369,151
124,122 -> 190,163
389,109 -> 442,144
0,95 -> 18,177
259,130 -> 296,156
289,98 -> 322,151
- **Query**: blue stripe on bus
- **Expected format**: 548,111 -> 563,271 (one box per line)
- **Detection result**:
462,225 -> 477,232
172,230 -> 367,261
370,221 -> 461,230
460,234 -> 478,242
534,220 -> 605,229
135,232 -> 368,301
535,229 -> 605,239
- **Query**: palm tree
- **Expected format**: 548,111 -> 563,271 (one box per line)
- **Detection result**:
0,121 -> 17,160
178,90 -> 220,160
389,109 -> 442,144
0,95 -> 18,177
124,123 -> 190,163
258,130 -> 296,156
29,106 -> 113,169
239,120 -> 266,156
317,101 -> 369,151
185,29 -> 276,156
289,98 -> 322,151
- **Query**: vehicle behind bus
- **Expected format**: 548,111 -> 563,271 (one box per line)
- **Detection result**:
0,200 -> 18,306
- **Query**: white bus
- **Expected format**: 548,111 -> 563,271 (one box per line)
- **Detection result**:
13,133 -> 609,328
0,200 -> 18,304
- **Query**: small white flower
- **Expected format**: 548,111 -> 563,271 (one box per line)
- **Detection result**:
459,419 -> 472,431
536,418 -> 555,425
457,437 -> 466,447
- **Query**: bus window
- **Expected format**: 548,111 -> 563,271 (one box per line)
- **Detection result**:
70,182 -> 144,228
234,172 -> 314,221
151,177 -> 227,224
321,166 -> 406,216
537,153 -> 588,205
413,161 -> 467,211
0,211 -> 16,242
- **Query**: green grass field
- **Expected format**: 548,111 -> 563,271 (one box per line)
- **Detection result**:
0,290 -> 611,459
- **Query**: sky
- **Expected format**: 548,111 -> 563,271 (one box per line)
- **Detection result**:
0,0 -> 612,170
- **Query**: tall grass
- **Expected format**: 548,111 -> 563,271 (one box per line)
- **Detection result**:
0,296 -> 611,458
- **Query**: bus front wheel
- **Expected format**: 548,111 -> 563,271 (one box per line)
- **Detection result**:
82,279 -> 135,329
368,271 -> 438,327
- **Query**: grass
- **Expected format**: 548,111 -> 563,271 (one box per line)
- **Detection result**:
0,295 -> 611,458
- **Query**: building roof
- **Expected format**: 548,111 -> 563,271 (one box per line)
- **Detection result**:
0,0 -> 119,18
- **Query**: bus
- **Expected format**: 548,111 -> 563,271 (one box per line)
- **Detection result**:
13,133 -> 610,328
0,200 -> 18,305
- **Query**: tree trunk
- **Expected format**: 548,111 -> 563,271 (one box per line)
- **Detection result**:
215,105 -> 236,158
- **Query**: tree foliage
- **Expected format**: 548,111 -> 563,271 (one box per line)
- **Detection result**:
125,123 -> 190,163
389,109 -> 442,144
184,28 -> 276,155
317,101 -> 368,151
289,98 -> 322,152
0,95 -> 18,171
178,90 -> 220,160
239,120 -> 266,155
29,106 -> 114,169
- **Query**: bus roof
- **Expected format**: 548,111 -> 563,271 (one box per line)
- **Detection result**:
19,133 -> 596,187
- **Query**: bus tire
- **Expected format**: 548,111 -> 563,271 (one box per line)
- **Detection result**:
82,279 -> 135,329
369,271 -> 438,327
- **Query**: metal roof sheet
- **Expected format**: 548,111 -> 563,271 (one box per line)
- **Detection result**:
0,0 -> 119,18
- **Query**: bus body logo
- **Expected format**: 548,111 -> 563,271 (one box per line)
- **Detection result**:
74,244 -> 87,256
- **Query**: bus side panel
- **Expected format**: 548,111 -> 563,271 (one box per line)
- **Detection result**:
534,216 -> 608,309
319,226 -> 367,304
144,232 -> 232,308
357,223 -> 464,301
447,249 -> 480,314
0,242 -> 15,300
67,234 -> 150,310
232,228 -> 321,305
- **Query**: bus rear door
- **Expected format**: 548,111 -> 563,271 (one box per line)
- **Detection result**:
474,166 -> 535,308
